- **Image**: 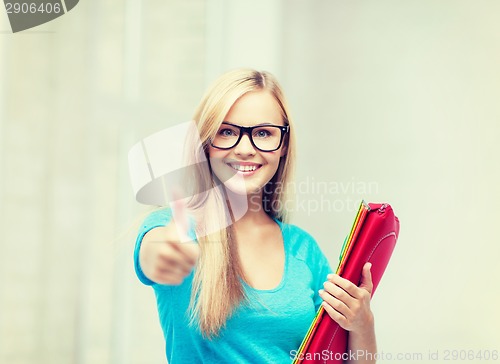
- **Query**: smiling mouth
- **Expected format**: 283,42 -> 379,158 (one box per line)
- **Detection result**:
225,162 -> 262,172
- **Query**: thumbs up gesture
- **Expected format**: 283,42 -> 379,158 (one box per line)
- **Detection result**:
139,199 -> 200,285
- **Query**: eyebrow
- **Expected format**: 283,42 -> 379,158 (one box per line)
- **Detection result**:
221,121 -> 284,127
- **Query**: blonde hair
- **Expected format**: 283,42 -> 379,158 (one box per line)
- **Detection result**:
185,68 -> 296,338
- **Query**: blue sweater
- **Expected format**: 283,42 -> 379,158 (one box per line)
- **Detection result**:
134,209 -> 333,363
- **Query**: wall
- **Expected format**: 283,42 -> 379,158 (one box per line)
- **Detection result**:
1,1 -> 499,363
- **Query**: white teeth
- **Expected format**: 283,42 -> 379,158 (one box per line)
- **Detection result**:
228,163 -> 259,172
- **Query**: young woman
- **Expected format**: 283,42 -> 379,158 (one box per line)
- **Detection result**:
134,69 -> 376,363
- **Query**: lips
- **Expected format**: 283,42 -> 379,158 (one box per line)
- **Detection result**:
225,161 -> 263,173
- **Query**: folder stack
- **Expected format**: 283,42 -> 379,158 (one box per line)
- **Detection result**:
293,201 -> 399,363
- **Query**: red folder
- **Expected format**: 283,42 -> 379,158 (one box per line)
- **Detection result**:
293,201 -> 400,363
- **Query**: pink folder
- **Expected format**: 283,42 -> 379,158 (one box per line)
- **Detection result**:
293,201 -> 400,363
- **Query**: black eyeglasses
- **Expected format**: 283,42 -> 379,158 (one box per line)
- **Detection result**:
210,122 -> 289,152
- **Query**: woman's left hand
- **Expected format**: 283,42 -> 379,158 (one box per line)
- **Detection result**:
319,262 -> 374,334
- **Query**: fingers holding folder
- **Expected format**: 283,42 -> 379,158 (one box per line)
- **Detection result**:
319,263 -> 374,333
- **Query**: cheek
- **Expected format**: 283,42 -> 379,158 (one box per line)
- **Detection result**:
207,150 -> 232,182
266,151 -> 282,167
207,145 -> 221,159
208,156 -> 225,175
207,148 -> 227,168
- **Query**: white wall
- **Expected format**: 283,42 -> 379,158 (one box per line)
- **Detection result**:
282,1 -> 500,363
204,0 -> 284,82
0,1 -> 206,363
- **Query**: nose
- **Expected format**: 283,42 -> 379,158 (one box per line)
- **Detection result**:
233,133 -> 256,156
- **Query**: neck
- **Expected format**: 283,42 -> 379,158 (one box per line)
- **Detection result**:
224,188 -> 273,230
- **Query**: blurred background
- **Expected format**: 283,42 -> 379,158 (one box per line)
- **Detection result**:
1,0 -> 499,363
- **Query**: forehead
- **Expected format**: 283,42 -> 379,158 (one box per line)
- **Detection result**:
224,90 -> 283,126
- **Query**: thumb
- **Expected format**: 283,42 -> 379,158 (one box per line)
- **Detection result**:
359,262 -> 373,295
171,191 -> 191,243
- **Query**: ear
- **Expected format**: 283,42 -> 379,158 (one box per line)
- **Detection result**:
280,131 -> 289,157
280,145 -> 287,157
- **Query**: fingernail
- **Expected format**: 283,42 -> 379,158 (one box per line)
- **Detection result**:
319,289 -> 324,295
327,274 -> 334,280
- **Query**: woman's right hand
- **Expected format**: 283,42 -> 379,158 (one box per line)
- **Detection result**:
139,200 -> 200,285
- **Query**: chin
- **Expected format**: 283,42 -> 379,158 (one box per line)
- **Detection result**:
222,179 -> 263,197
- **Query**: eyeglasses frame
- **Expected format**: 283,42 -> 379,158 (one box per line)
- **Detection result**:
210,122 -> 289,152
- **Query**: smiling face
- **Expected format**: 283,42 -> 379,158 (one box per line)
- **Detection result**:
208,90 -> 288,197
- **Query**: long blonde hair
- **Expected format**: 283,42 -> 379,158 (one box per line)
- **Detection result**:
185,68 -> 296,338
